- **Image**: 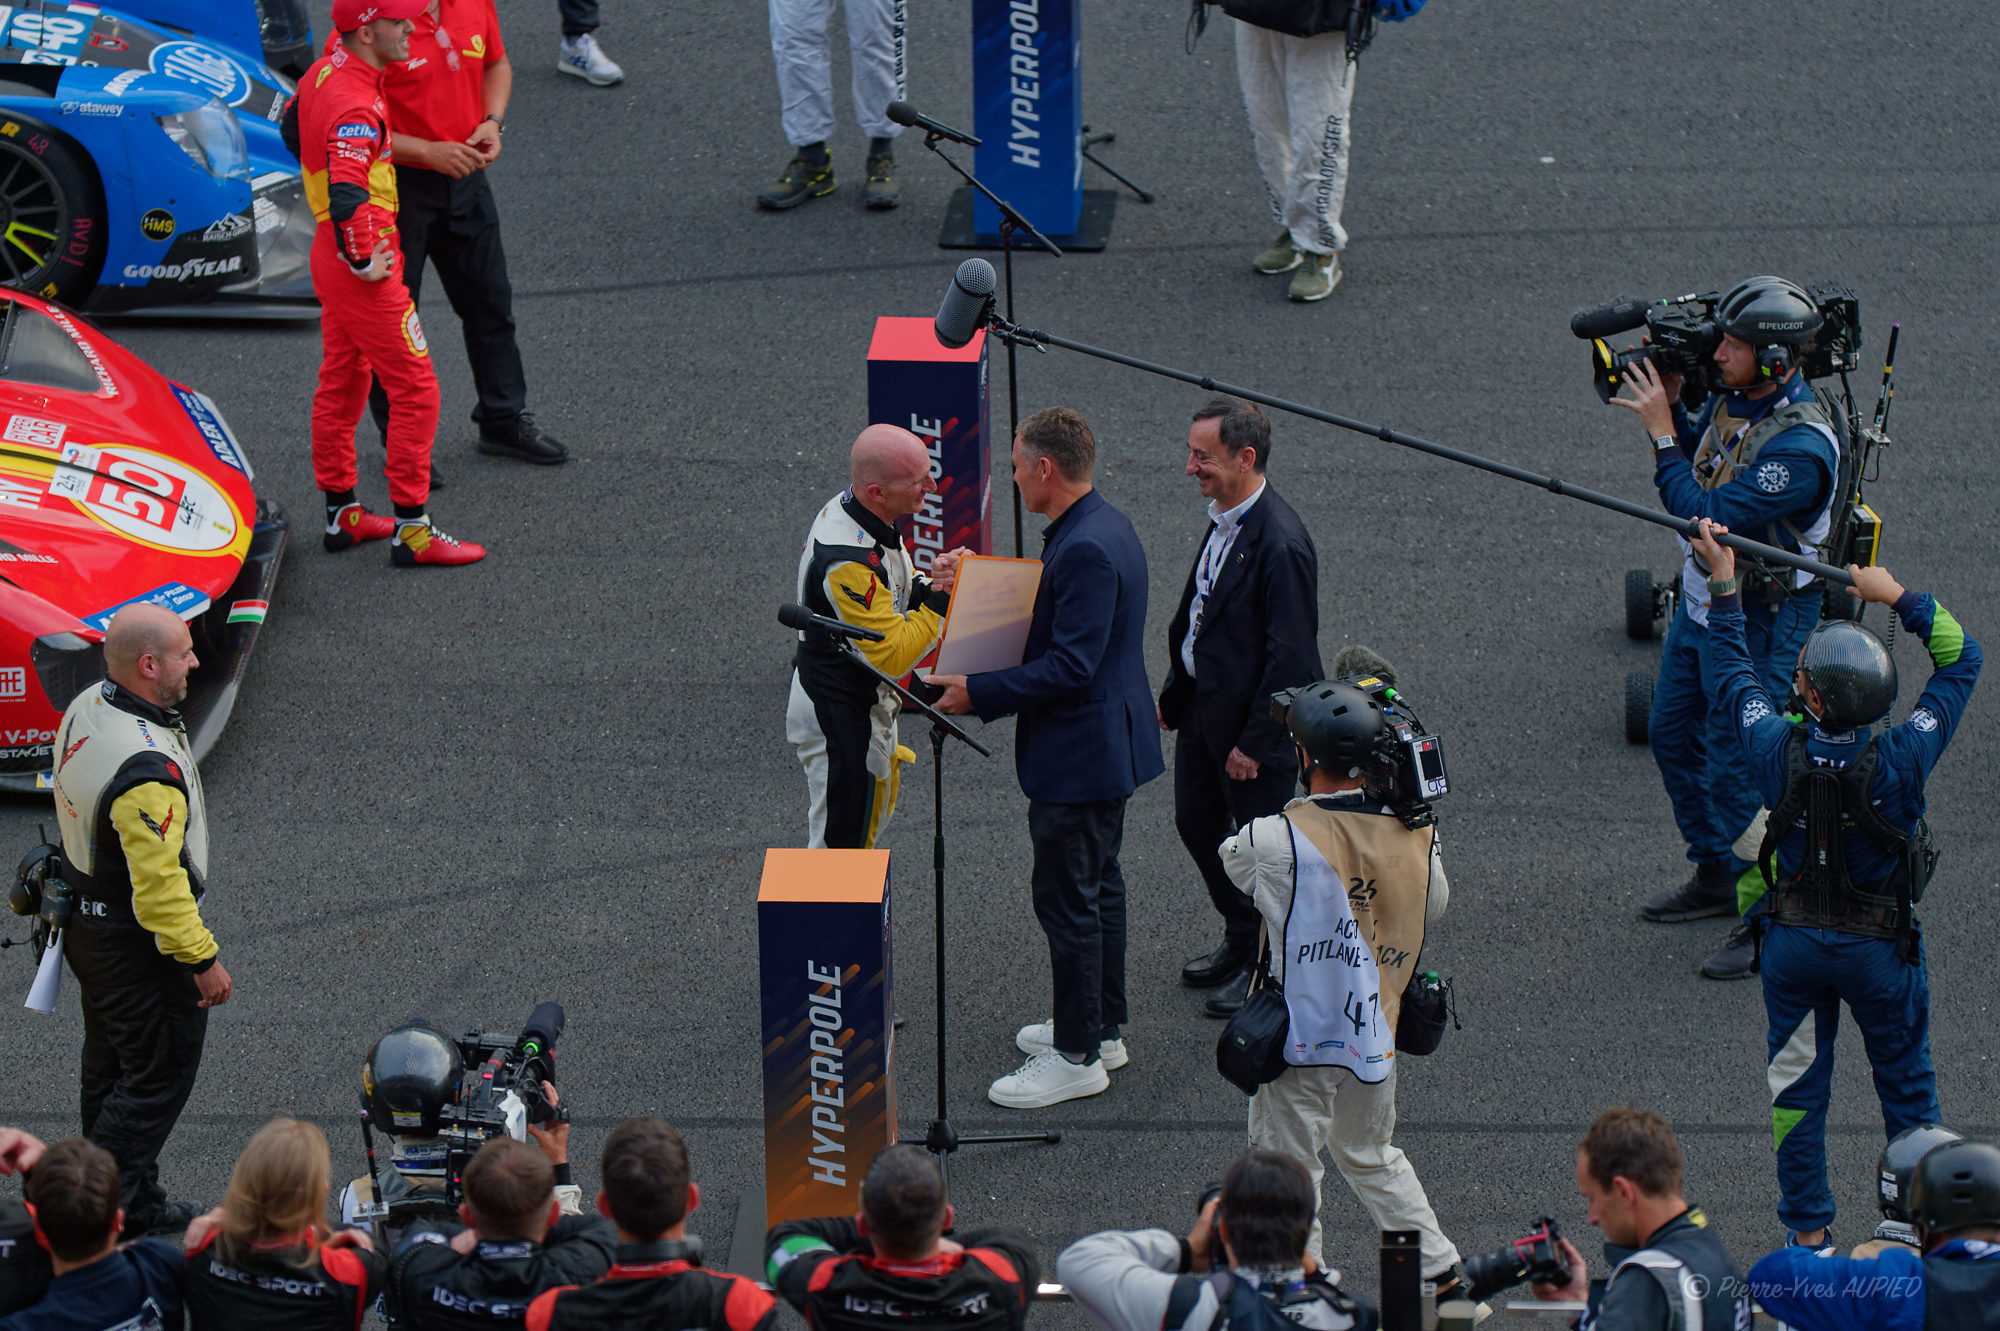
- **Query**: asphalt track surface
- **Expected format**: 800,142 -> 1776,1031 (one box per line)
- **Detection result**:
4,0 -> 1999,1317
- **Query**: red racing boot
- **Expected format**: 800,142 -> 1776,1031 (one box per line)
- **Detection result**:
390,515 -> 486,567
324,502 -> 395,553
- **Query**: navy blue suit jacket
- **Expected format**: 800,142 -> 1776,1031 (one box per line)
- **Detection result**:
965,489 -> 1165,804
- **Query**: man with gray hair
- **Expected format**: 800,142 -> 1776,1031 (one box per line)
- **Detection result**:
50,603 -> 230,1236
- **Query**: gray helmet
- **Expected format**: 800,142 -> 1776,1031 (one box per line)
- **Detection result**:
1279,680 -> 1384,774
363,1022 -> 463,1135
1881,1124 -> 1965,1221
1798,621 -> 1898,728
1908,1140 -> 2000,1237
1717,275 -> 1822,347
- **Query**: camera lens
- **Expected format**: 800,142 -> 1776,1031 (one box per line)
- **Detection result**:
1197,1185 -> 1222,1215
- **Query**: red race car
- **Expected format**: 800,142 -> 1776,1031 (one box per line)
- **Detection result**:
0,288 -> 286,793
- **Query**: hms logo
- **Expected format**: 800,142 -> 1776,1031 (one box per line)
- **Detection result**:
0,667 -> 22,700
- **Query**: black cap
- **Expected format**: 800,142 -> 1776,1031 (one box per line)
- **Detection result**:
1910,1141 -> 2000,1237
1881,1124 -> 1965,1221
1276,680 -> 1384,774
1799,621 -> 1899,728
1717,275 -> 1822,347
363,1022 -> 463,1135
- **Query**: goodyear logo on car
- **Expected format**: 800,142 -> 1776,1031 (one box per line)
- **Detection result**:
170,384 -> 249,476
148,40 -> 254,107
140,209 -> 175,241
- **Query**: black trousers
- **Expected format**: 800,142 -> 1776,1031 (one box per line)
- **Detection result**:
1028,798 -> 1129,1056
368,167 -> 527,438
1174,726 -> 1296,953
559,0 -> 600,37
64,925 -> 208,1219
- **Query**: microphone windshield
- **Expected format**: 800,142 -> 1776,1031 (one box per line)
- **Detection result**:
1331,645 -> 1399,691
778,604 -> 815,631
935,258 -> 996,349
886,100 -> 920,128
1570,298 -> 1651,341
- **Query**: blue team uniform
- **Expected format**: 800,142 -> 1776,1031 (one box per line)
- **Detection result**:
0,1238 -> 183,1331
1708,584 -> 1980,1232
1650,372 -> 1838,883
1747,1237 -> 2000,1331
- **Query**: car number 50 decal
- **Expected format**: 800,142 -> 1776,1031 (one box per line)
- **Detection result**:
48,442 -> 244,555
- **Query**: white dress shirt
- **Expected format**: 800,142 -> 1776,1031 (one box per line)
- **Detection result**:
1180,481 -> 1265,677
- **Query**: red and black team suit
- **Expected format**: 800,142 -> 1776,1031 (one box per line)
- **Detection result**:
524,1243 -> 777,1331
298,0 -> 485,567
765,1217 -> 1038,1331
184,1227 -> 384,1331
388,1213 -> 615,1330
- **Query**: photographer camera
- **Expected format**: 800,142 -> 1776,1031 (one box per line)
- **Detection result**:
1608,277 -> 1845,980
764,1145 -> 1037,1331
1214,652 -> 1473,1303
1059,1146 -> 1375,1331
1690,521 -> 1980,1251
1523,1108 -> 1745,1331
1748,1138 -> 2000,1331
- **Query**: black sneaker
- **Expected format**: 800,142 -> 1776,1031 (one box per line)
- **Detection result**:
477,412 -> 568,465
758,153 -> 835,210
126,1199 -> 206,1238
1639,862 -> 1737,922
1700,918 -> 1760,980
863,153 -> 899,210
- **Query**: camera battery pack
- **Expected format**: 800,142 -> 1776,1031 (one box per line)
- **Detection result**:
1848,504 -> 1883,567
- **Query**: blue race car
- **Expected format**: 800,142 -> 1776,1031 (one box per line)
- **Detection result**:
0,0 -> 317,316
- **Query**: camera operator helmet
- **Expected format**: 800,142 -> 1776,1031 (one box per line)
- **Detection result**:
1277,680 -> 1385,777
363,1021 -> 464,1136
1908,1140 -> 2000,1237
1881,1124 -> 1966,1222
1716,276 -> 1823,383
1797,621 -> 1899,728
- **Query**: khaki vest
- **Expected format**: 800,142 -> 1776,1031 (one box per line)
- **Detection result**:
1278,803 -> 1433,1082
52,682 -> 209,913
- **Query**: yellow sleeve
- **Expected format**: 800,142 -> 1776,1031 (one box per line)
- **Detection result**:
110,782 -> 216,966
823,560 -> 944,678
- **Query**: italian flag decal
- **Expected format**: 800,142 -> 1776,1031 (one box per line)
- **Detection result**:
226,600 -> 268,625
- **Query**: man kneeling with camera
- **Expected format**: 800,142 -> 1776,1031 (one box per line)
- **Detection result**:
1060,1147 -> 1375,1331
1527,1108 -> 1745,1330
391,1128 -> 616,1329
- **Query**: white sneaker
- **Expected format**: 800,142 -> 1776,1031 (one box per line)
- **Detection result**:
1015,1020 -> 1128,1070
987,1049 -> 1109,1109
558,33 -> 623,85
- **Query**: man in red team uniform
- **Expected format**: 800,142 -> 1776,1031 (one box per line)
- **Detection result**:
365,0 -> 567,468
299,0 -> 485,567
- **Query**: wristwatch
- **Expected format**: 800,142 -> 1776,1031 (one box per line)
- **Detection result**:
1652,433 -> 1677,452
483,113 -> 504,135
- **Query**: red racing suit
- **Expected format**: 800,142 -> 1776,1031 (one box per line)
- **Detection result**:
298,44 -> 438,509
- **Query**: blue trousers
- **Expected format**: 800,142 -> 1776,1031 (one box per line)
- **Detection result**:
1762,923 -> 1938,1231
1649,592 -> 1818,869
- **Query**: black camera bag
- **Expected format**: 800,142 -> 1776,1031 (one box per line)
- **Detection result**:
1394,972 -> 1449,1056
1212,0 -> 1353,38
1216,933 -> 1291,1095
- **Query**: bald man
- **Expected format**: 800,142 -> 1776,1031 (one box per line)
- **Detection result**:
787,426 -> 970,848
50,603 -> 230,1236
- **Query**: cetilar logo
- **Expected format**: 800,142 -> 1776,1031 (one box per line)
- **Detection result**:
149,41 -> 254,107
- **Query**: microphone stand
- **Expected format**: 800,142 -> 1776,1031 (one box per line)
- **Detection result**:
913,131 -> 1062,558
830,636 -> 1062,1182
976,312 -> 1858,587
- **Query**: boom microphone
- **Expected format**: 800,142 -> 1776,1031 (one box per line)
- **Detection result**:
1569,298 -> 1651,341
1331,645 -> 1400,691
934,258 -> 997,349
886,100 -> 980,146
779,603 -> 887,643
